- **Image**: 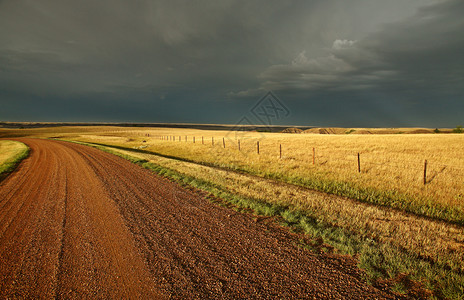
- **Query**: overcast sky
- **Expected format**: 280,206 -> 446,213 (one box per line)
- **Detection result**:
1,0 -> 463,127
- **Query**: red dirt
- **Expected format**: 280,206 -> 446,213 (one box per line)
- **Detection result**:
0,138 -> 401,299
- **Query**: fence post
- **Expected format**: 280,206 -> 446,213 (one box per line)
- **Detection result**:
193,137 -> 195,143
238,140 -> 241,151
202,136 -> 204,144
358,153 -> 361,173
313,147 -> 315,165
280,144 -> 282,159
223,137 -> 225,148
424,160 -> 428,185
257,141 -> 260,154
212,137 -> 214,146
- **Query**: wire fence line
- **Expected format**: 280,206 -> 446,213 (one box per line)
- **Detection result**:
87,130 -> 461,187
145,134 -> 464,187
97,132 -> 460,161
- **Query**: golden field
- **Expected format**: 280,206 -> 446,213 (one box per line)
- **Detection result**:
2,126 -> 463,217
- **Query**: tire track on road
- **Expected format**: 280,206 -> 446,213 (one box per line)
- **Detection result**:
0,139 -> 161,299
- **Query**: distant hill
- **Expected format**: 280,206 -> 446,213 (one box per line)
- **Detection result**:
0,122 -> 314,132
302,127 -> 452,134
281,128 -> 303,133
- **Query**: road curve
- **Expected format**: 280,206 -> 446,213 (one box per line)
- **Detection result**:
0,138 -> 397,299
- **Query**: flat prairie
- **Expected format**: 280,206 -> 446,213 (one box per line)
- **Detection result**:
1,125 -> 463,298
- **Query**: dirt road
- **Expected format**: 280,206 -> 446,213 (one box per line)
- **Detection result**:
0,139 -> 398,299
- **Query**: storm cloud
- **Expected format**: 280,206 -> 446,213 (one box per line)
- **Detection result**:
0,0 -> 462,126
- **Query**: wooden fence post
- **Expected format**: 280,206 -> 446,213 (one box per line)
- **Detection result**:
357,153 -> 361,173
193,137 -> 195,143
212,137 -> 214,146
223,137 -> 225,148
238,140 -> 241,151
424,160 -> 428,185
280,144 -> 282,159
313,148 -> 315,165
202,136 -> 204,144
257,141 -> 260,154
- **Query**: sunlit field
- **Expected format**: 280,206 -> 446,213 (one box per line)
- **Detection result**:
3,126 -> 463,222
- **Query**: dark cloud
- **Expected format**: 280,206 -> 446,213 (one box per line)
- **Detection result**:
0,0 -> 462,126
254,0 -> 464,95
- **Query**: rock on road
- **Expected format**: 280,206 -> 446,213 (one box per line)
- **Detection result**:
0,139 -> 398,299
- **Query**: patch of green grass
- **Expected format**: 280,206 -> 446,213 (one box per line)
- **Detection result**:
0,141 -> 29,181
75,140 -> 464,299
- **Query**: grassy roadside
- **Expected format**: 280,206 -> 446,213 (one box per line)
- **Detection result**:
71,139 -> 464,299
0,140 -> 29,181
82,140 -> 464,226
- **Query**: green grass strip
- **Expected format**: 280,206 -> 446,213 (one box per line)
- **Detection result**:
0,141 -> 30,181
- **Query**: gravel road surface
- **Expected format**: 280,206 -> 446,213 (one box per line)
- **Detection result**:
0,139 -> 398,299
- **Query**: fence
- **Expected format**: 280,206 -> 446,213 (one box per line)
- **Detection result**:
93,129 -> 463,189
150,134 -> 464,187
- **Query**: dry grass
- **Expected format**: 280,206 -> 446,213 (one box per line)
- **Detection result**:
104,144 -> 464,270
4,126 -> 463,221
